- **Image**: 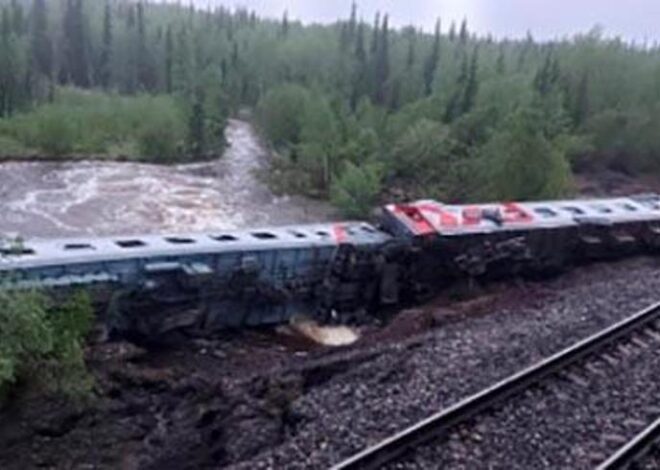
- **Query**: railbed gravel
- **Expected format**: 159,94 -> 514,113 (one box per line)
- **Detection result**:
392,321 -> 660,469
640,447 -> 660,469
229,257 -> 660,469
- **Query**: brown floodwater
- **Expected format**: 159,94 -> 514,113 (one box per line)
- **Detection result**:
0,119 -> 336,239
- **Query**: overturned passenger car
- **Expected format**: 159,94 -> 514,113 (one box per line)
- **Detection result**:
2,194 -> 660,339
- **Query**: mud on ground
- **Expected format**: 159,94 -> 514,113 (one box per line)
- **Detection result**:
3,257 -> 657,469
0,277 -> 518,470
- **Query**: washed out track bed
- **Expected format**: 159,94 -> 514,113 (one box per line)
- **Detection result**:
2,257 -> 660,469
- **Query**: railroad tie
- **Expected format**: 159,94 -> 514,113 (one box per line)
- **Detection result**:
565,372 -> 590,388
602,433 -> 629,446
623,418 -> 648,429
599,352 -> 620,367
585,363 -> 606,377
630,336 -> 650,349
645,329 -> 660,343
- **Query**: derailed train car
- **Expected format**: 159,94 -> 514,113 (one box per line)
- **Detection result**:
0,223 -> 394,339
2,194 -> 660,340
381,194 -> 660,292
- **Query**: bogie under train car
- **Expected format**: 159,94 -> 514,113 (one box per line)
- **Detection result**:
2,194 -> 660,340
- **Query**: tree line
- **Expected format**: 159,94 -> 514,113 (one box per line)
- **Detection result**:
1,0 -> 659,210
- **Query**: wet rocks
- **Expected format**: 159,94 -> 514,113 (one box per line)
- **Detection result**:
231,257 -> 660,469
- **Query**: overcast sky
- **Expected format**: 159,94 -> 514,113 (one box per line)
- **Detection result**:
166,0 -> 660,42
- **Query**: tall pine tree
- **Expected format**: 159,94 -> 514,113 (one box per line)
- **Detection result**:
61,0 -> 91,87
373,14 -> 390,106
423,19 -> 440,96
99,1 -> 113,88
30,0 -> 51,79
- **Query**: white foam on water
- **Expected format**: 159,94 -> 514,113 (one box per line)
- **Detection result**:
0,119 -> 335,238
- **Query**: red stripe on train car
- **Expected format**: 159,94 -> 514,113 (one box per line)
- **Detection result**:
333,224 -> 348,244
414,203 -> 460,227
502,202 -> 534,223
393,205 -> 439,235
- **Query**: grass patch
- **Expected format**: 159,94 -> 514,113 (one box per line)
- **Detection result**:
0,289 -> 94,404
0,88 -> 187,163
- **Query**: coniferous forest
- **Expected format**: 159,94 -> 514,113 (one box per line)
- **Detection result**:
1,0 -> 660,215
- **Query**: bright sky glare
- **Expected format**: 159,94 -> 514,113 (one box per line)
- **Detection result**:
165,0 -> 660,42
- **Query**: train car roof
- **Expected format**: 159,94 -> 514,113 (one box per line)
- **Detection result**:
384,195 -> 660,237
0,222 -> 389,271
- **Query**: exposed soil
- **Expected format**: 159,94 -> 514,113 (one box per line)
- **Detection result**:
2,257 -> 660,469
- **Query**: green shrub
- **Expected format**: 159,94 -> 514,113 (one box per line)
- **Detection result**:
480,107 -> 572,200
257,84 -> 310,147
330,161 -> 383,218
33,109 -> 78,155
0,135 -> 31,156
0,289 -> 94,402
0,88 -> 187,161
136,97 -> 185,161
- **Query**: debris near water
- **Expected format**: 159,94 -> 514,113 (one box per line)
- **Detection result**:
285,318 -> 360,347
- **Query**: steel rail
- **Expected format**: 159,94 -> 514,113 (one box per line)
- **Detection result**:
596,417 -> 660,470
331,301 -> 660,470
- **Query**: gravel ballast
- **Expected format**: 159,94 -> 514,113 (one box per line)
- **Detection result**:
393,321 -> 660,469
231,257 -> 660,469
3,257 -> 660,469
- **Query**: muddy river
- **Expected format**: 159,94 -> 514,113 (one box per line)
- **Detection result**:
0,119 -> 335,239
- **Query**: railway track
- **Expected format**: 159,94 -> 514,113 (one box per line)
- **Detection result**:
331,302 -> 660,470
597,417 -> 660,469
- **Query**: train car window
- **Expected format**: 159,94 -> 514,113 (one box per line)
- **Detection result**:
590,205 -> 613,214
316,231 -> 330,238
289,231 -> 307,239
0,247 -> 36,256
252,232 -> 277,240
64,243 -> 95,251
165,237 -> 196,244
211,235 -> 238,242
534,207 -> 557,218
116,240 -> 146,248
562,206 -> 585,215
619,203 -> 638,212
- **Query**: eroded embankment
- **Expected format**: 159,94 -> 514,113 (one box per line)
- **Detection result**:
2,257 -> 660,469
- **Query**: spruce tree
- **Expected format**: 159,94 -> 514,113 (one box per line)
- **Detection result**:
61,0 -> 91,87
459,19 -> 469,45
136,1 -> 155,91
351,20 -> 368,111
423,19 -> 440,96
10,0 -> 23,36
188,91 -> 206,157
573,72 -> 590,127
461,46 -> 479,114
281,10 -> 289,38
448,21 -> 456,41
30,0 -> 51,79
0,7 -> 14,116
348,2 -> 357,39
165,25 -> 173,93
370,12 -> 380,55
495,46 -> 506,74
406,32 -> 416,69
374,14 -> 389,106
99,1 -> 113,89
